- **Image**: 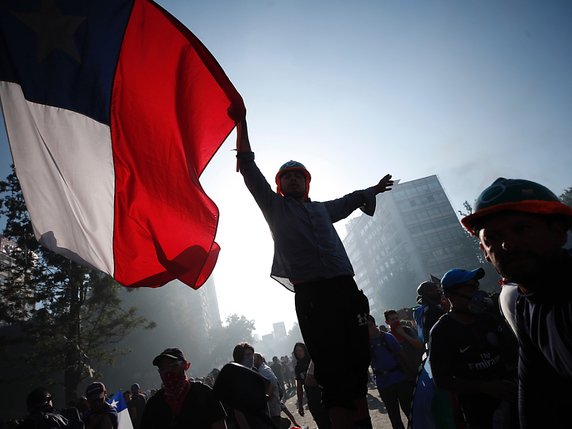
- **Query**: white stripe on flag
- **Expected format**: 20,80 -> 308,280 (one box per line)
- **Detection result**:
108,391 -> 134,429
0,81 -> 115,274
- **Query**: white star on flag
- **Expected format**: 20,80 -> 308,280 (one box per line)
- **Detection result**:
107,391 -> 134,429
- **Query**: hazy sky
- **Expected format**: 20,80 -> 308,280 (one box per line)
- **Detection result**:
1,0 -> 571,336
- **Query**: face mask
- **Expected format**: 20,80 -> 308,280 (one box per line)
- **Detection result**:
467,290 -> 494,315
161,370 -> 187,393
242,355 -> 254,368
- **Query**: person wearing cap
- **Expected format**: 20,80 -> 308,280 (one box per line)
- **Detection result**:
83,382 -> 118,429
413,280 -> 448,345
428,268 -> 518,429
141,348 -> 226,429
461,178 -> 572,428
20,387 -> 83,429
236,119 -> 393,429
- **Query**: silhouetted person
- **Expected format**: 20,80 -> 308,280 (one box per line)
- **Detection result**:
214,343 -> 273,428
293,343 -> 330,429
429,268 -> 518,429
462,177 -> 572,428
413,280 -> 447,345
236,118 -> 393,429
141,348 -> 226,429
20,387 -> 83,429
83,382 -> 117,429
128,383 -> 146,429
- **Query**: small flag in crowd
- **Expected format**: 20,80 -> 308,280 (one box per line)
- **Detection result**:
0,0 -> 245,289
108,391 -> 134,429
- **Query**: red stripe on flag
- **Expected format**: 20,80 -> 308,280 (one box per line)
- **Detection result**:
111,0 -> 245,288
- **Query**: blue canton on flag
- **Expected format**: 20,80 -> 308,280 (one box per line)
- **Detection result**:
108,391 -> 134,429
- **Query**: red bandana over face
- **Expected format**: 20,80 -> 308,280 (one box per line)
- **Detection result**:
161,370 -> 190,415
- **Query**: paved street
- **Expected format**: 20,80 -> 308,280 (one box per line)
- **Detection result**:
283,384 -> 407,429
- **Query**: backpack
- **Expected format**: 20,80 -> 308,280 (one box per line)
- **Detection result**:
213,362 -> 274,429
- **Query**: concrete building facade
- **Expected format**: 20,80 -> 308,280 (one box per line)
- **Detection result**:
343,175 -> 483,318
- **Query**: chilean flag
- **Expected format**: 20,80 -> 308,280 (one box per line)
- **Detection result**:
108,391 -> 134,429
0,0 -> 245,288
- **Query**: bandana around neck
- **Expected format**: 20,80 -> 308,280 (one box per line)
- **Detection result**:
162,371 -> 190,415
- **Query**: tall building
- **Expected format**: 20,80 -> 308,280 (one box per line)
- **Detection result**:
192,276 -> 223,334
272,321 -> 287,339
343,175 -> 483,318
101,275 -> 224,386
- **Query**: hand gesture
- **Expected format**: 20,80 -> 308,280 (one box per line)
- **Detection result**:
374,174 -> 394,195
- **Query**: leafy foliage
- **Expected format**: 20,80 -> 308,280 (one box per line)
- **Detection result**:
205,314 -> 255,368
457,200 -> 485,264
0,166 -> 149,402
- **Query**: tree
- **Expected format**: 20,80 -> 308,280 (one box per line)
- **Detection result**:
560,187 -> 572,207
206,314 -> 255,368
458,200 -> 485,264
0,166 -> 150,403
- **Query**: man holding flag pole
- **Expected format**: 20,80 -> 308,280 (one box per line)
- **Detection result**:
236,119 -> 394,429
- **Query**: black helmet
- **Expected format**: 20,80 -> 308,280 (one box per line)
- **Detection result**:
416,280 -> 440,296
462,178 -> 572,235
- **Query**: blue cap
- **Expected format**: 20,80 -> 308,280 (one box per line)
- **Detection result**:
441,268 -> 485,290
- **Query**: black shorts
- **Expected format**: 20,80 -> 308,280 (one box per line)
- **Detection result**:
294,276 -> 370,409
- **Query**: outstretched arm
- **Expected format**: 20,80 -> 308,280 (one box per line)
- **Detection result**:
373,174 -> 394,195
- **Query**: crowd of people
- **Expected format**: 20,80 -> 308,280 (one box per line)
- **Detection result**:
4,344 -> 314,429
235,119 -> 572,428
2,121 -> 571,429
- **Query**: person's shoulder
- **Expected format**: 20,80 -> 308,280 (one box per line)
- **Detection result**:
382,331 -> 398,342
426,304 -> 445,316
190,380 -> 213,392
376,331 -> 397,349
145,389 -> 165,405
23,412 -> 69,428
429,313 -> 453,335
260,364 -> 278,380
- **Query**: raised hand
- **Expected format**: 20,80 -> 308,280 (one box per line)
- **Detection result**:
374,174 -> 394,195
